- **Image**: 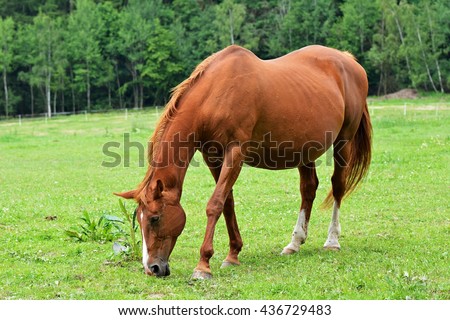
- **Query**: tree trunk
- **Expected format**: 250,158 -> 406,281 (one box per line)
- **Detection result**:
426,6 -> 444,93
46,72 -> 52,118
46,41 -> 52,118
392,11 -> 413,85
53,88 -> 57,115
133,85 -> 138,109
229,8 -> 234,45
434,60 -> 444,93
70,68 -> 76,113
3,66 -> 9,117
312,0 -> 318,43
359,21 -> 364,54
86,64 -> 91,112
139,81 -> 144,109
30,84 -> 34,117
131,63 -> 139,109
69,0 -> 75,12
115,62 -> 123,109
278,0 -> 292,50
377,13 -> 387,96
61,77 -> 65,112
87,73 -> 91,112
416,26 -> 438,93
108,85 -> 112,109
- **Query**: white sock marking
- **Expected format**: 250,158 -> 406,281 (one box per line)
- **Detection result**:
324,201 -> 341,248
283,209 -> 308,253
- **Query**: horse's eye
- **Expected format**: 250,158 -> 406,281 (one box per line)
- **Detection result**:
150,216 -> 160,224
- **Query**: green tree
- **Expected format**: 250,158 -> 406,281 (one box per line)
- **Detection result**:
368,0 -> 407,94
172,0 -> 218,67
97,1 -> 121,109
329,0 -> 380,56
0,17 -> 16,117
51,19 -> 68,114
328,0 -> 381,92
67,0 -> 105,112
266,0 -> 292,57
23,12 -> 63,118
17,22 -> 37,115
288,0 -> 337,48
266,0 -> 338,57
0,0 -> 448,115
116,7 -> 149,109
423,1 -> 448,93
215,0 -> 247,47
143,18 -> 182,104
406,0 -> 448,92
116,0 -> 174,109
366,0 -> 449,93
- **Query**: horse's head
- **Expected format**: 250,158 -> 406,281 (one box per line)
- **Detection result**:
115,179 -> 186,277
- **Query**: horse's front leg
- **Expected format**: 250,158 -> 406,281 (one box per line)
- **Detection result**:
202,154 -> 243,269
192,146 -> 244,280
220,189 -> 243,268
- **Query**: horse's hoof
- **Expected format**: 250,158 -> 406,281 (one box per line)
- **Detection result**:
323,245 -> 341,251
220,260 -> 240,268
281,247 -> 298,255
323,238 -> 341,251
191,270 -> 213,280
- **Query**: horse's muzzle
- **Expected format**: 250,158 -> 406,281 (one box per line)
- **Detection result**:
149,261 -> 170,277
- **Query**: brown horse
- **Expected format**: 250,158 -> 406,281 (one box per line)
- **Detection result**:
116,45 -> 372,279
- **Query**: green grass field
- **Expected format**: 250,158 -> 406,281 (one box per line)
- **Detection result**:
0,95 -> 449,300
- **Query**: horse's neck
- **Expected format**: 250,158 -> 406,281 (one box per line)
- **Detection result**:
151,117 -> 198,192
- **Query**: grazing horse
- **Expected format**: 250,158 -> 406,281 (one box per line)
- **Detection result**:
116,45 -> 372,279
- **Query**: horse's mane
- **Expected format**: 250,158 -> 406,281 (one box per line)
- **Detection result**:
134,50 -> 220,202
342,50 -> 357,61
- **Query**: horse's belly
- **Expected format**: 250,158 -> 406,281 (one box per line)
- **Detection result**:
242,135 -> 332,169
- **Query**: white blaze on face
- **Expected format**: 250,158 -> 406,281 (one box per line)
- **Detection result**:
141,211 -> 150,272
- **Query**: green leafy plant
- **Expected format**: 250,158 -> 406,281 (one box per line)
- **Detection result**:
115,199 -> 141,261
65,202 -> 141,262
65,210 -> 122,243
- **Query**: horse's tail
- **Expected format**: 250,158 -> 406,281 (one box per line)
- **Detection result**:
322,102 -> 372,208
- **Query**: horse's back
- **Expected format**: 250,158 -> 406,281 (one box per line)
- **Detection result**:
189,45 -> 368,167
259,45 -> 368,140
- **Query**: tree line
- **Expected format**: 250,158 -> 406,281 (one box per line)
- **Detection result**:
0,0 -> 448,117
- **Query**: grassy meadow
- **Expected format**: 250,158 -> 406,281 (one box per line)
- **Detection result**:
0,95 -> 449,300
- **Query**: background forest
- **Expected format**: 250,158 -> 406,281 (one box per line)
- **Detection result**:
0,0 -> 448,117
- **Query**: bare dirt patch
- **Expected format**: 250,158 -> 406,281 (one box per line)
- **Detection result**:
383,89 -> 418,99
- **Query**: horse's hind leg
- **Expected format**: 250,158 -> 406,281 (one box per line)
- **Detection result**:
282,162 -> 319,255
323,142 -> 350,250
323,201 -> 342,250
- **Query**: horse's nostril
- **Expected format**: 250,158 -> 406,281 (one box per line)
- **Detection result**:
148,263 -> 170,277
150,264 -> 160,275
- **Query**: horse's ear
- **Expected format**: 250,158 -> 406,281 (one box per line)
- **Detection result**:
153,179 -> 164,199
114,190 -> 137,200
